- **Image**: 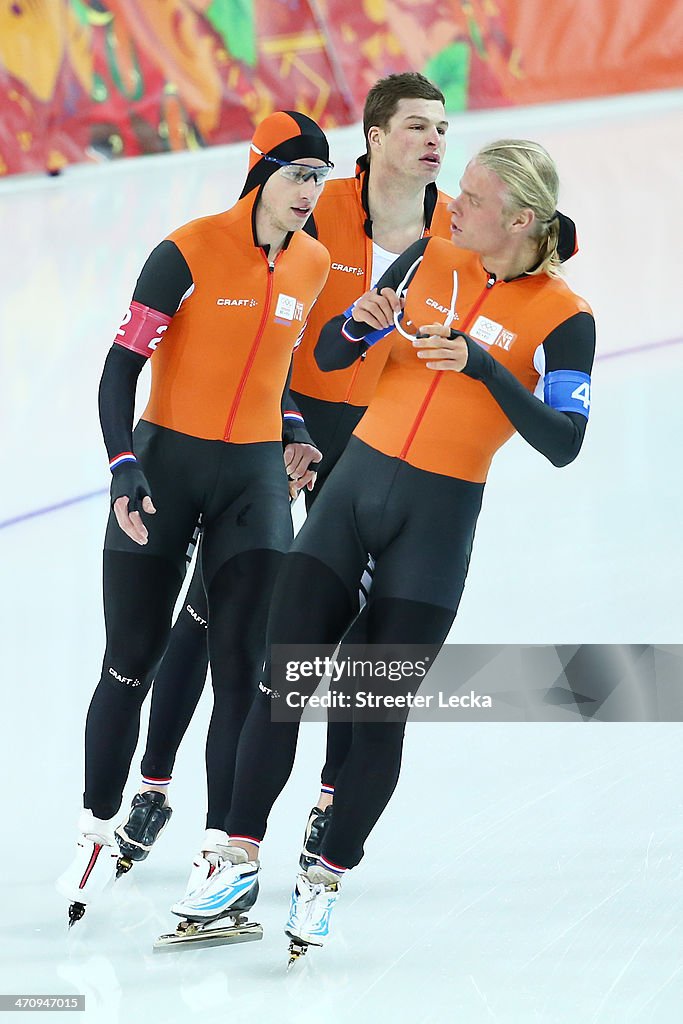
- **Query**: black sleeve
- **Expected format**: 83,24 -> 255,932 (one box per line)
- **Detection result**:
315,238 -> 432,371
98,345 -> 146,460
281,359 -> 316,448
460,310 -> 596,467
132,239 -> 194,315
98,240 -> 193,461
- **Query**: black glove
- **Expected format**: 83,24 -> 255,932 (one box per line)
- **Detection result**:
282,421 -> 316,448
448,328 -> 493,381
110,461 -> 153,514
414,327 -> 492,381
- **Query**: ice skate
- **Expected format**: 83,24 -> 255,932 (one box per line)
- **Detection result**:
285,864 -> 340,966
115,791 -> 172,877
299,804 -> 333,871
57,810 -> 119,926
171,827 -> 236,902
154,845 -> 262,951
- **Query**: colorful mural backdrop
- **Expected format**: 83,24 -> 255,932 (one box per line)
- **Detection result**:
1,0 -> 681,176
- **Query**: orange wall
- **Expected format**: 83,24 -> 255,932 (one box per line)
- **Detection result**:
1,0 -> 681,176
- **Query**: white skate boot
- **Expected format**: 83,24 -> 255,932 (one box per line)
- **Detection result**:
154,844 -> 262,952
57,810 -> 120,926
179,828 -> 234,901
285,864 -> 341,966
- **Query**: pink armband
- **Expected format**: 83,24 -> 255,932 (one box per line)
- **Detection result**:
114,301 -> 172,357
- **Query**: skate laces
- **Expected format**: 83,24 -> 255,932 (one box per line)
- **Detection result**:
78,811 -> 116,847
198,848 -> 256,886
222,846 -> 252,866
291,872 -> 338,937
201,850 -> 224,870
82,830 -> 116,847
306,865 -> 340,889
290,874 -> 323,923
197,829 -> 241,867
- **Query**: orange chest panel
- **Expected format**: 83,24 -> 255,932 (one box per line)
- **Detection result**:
356,239 -> 579,482
291,183 -> 453,407
290,179 -> 374,404
142,227 -> 329,442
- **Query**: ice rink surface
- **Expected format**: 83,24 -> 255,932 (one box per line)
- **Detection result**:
1,88 -> 682,1023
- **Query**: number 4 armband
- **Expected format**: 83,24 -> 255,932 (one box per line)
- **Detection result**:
543,370 -> 591,418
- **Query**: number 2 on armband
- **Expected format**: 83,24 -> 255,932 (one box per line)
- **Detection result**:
571,381 -> 591,410
117,308 -> 132,336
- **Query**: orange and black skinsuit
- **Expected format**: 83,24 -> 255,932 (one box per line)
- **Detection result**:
290,154 -> 452,489
140,167 -> 580,810
141,158 -> 454,804
84,112 -> 331,823
225,235 -> 596,870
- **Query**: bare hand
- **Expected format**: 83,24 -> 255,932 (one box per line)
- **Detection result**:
413,322 -> 469,371
352,287 -> 403,331
288,471 -> 318,501
284,442 -> 322,493
113,494 -> 156,545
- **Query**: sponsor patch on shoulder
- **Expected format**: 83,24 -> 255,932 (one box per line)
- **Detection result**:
274,293 -> 304,326
469,315 -> 517,351
275,293 -> 297,320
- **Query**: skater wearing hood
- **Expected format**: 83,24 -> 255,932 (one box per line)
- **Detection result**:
57,111 -> 332,924
173,137 -> 594,962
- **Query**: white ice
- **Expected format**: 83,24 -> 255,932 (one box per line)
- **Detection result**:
1,89 -> 682,1024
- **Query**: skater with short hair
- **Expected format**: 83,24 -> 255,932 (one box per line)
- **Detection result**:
119,72 -> 455,884
57,110 -> 333,924
170,138 -> 595,962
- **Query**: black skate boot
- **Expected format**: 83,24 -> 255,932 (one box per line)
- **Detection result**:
299,805 -> 333,871
115,791 -> 173,876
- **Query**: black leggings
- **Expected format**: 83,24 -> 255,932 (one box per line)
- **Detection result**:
291,391 -> 366,515
83,422 -> 291,820
141,566 -> 209,787
227,438 -> 484,868
138,394 -> 370,816
296,394 -> 373,786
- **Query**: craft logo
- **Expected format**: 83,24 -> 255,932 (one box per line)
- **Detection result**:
425,297 -> 458,320
109,667 -> 141,687
331,263 -> 364,275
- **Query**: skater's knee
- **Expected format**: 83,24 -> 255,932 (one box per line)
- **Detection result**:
209,644 -> 262,691
101,653 -> 154,695
352,721 -> 406,753
176,598 -> 209,634
105,616 -> 169,678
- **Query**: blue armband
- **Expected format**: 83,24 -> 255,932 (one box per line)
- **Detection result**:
544,370 -> 591,418
341,305 -> 393,348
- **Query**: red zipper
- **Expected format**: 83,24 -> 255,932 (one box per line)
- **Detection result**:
223,251 -> 277,441
399,276 -> 496,460
342,233 -> 374,405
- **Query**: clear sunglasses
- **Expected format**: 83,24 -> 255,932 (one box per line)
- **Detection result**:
251,144 -> 334,186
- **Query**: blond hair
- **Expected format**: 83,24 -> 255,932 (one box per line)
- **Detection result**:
475,139 -> 562,277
